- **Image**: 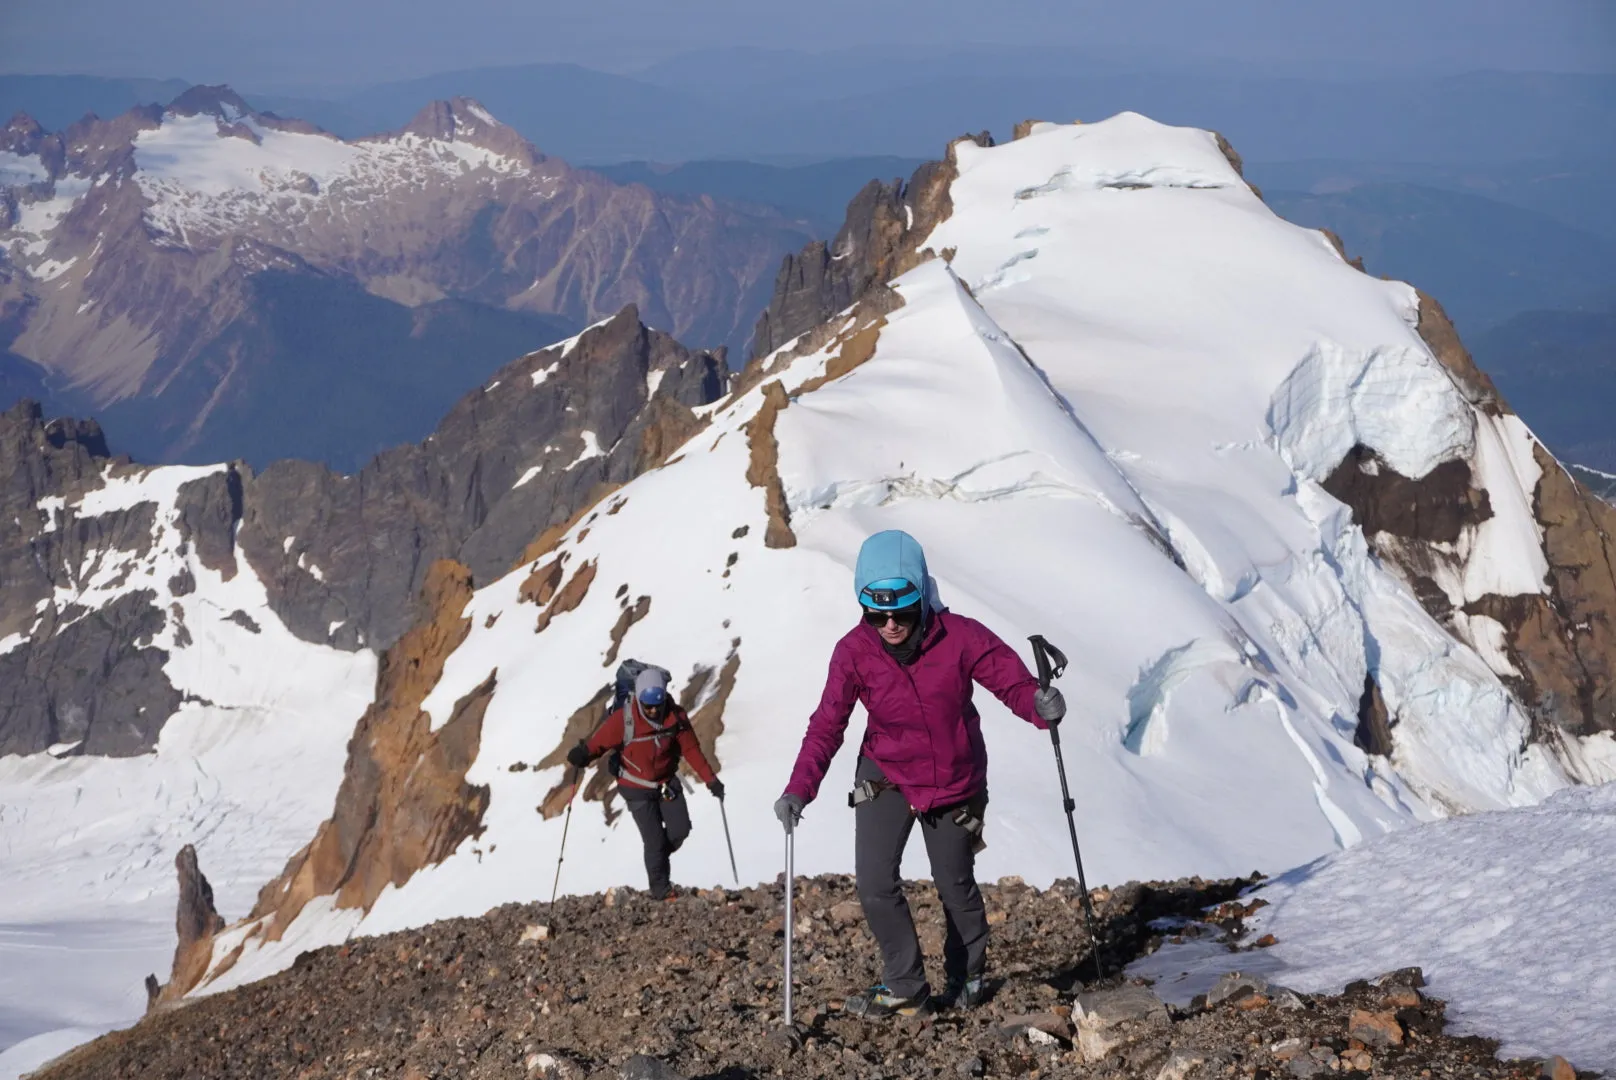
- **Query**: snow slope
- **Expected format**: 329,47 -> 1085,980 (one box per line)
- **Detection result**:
0,464 -> 375,1071
197,115 -> 1608,1003
1134,782 -> 1616,1072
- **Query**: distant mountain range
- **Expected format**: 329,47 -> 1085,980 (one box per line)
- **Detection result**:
0,87 -> 810,469
6,62 -> 1612,166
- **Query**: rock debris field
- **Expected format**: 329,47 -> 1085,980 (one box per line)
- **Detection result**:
33,875 -> 1585,1080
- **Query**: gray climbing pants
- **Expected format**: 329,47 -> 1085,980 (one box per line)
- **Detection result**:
623,782 -> 691,899
853,757 -> 989,999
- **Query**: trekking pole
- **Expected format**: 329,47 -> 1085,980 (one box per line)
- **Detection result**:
549,770 -> 581,907
1029,635 -> 1105,984
718,794 -> 740,885
783,817 -> 795,1027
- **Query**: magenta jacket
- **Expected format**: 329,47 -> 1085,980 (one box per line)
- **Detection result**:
784,610 -> 1047,812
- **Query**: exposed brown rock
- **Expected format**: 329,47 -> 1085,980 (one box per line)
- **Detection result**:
534,559 -> 598,634
1469,444 -> 1616,742
241,561 -> 490,947
150,844 -> 227,1007
603,595 -> 651,666
518,555 -> 567,606
1012,119 -> 1047,140
1347,1008 -> 1404,1049
1318,227 -> 1367,272
683,644 -> 740,778
1321,292 -> 1616,746
744,381 -> 796,549
633,394 -> 708,473
1322,445 -> 1491,547
1414,291 -> 1506,415
1355,673 -> 1394,757
1212,132 -> 1263,201
748,131 -> 987,362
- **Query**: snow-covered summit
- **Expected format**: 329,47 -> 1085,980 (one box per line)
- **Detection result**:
187,114 -> 1615,1000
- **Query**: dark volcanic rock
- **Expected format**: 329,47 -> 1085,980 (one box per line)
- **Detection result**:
0,400 -> 185,757
237,305 -> 726,652
36,875 -> 1556,1080
0,589 -> 180,756
749,132 -> 991,361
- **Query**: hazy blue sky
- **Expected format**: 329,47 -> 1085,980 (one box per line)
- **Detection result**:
2,0 -> 1612,88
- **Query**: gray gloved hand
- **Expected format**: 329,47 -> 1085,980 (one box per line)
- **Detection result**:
774,794 -> 805,831
1035,686 -> 1066,725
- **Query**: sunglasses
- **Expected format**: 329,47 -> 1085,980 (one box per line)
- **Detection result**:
863,605 -> 922,627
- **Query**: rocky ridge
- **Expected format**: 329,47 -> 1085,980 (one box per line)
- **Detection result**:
0,306 -> 726,757
34,875 -> 1590,1080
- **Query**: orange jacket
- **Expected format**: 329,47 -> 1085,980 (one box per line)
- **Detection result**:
586,701 -> 717,789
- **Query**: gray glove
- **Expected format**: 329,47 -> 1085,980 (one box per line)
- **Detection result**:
774,794 -> 805,831
1035,686 -> 1066,725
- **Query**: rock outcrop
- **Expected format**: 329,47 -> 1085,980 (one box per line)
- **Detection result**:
147,844 -> 226,1007
748,132 -> 989,360
0,401 -> 185,756
1320,288 -> 1616,745
235,305 -> 726,652
246,560 -> 491,939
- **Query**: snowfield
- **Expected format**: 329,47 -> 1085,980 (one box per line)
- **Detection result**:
2,113 -> 1608,1074
0,465 -> 375,1074
1134,783 -> 1616,1072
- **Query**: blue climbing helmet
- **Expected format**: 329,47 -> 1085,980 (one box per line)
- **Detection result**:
854,530 -> 929,612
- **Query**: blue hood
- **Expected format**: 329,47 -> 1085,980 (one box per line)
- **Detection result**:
854,530 -> 930,612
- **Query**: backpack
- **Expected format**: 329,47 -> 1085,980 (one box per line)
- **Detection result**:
606,659 -> 675,787
611,658 -> 672,714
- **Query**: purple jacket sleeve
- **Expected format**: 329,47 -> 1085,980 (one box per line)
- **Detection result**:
784,638 -> 861,803
967,621 -> 1048,730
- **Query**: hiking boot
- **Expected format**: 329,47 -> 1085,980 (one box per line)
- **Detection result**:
844,984 -> 933,1018
940,975 -> 986,1010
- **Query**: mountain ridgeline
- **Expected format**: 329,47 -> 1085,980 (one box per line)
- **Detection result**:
0,310 -> 723,757
0,87 -> 808,469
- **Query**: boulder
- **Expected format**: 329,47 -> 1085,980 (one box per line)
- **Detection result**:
1072,984 -> 1169,1062
1347,1008 -> 1404,1049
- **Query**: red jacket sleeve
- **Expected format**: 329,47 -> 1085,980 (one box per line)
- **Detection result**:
967,620 -> 1047,730
675,710 -> 718,784
585,707 -> 627,758
784,637 -> 861,803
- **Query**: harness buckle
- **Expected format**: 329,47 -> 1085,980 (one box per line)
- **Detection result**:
848,778 -> 891,808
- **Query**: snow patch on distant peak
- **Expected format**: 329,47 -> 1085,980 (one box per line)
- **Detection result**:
463,102 -> 498,127
128,109 -> 532,243
0,149 -> 50,187
1268,339 -> 1475,482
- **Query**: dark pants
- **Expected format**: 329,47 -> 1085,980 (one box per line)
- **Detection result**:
623,782 -> 691,898
853,757 -> 989,999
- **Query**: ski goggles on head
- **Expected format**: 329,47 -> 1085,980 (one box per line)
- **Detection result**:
863,604 -> 922,628
859,579 -> 920,610
638,686 -> 669,709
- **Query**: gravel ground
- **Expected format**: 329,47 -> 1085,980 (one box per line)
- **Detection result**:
32,875 -> 1583,1080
